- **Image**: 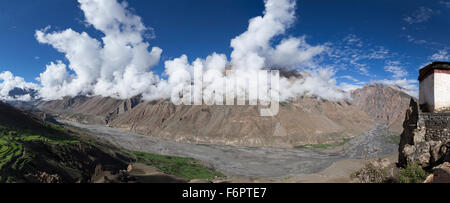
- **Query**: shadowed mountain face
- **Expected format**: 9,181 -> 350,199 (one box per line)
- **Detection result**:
8,88 -> 38,99
37,95 -> 375,148
351,84 -> 413,133
0,101 -> 43,130
0,101 -> 131,183
0,102 -> 225,183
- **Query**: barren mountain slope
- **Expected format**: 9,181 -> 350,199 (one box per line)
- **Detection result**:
0,101 -> 43,130
0,102 -> 131,183
1,102 -> 224,183
38,95 -> 141,124
38,96 -> 375,148
351,84 -> 413,133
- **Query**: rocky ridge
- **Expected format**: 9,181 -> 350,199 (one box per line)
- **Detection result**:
399,99 -> 450,169
37,96 -> 375,148
33,84 -> 413,148
351,84 -> 413,133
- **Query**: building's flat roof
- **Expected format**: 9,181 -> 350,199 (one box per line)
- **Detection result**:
418,61 -> 450,81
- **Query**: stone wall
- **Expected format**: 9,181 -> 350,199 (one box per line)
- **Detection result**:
399,99 -> 450,168
420,113 -> 450,142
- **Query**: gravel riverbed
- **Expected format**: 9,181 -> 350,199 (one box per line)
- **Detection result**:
61,120 -> 398,178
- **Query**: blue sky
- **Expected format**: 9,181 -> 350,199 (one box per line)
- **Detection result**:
0,0 -> 449,98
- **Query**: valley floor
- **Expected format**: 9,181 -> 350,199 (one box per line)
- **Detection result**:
225,153 -> 398,183
60,120 -> 400,182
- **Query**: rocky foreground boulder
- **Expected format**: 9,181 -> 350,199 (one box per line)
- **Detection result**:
424,162 -> 450,183
399,99 -> 450,169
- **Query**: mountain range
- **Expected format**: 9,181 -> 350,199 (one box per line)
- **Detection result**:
24,83 -> 413,148
0,83 -> 415,182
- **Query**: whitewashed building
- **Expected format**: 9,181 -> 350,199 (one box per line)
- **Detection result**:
419,62 -> 450,112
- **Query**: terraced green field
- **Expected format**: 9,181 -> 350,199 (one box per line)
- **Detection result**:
0,125 -> 79,171
0,137 -> 23,170
2,122 -> 225,182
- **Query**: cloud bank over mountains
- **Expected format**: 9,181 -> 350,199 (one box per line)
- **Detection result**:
0,71 -> 39,101
35,0 -> 163,100
0,0 -> 410,102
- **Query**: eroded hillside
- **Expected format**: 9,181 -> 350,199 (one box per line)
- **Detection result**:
38,95 -> 375,147
0,102 -> 222,183
351,84 -> 413,133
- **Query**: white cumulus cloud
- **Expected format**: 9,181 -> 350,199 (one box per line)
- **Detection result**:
0,71 -> 39,101
3,0 -> 349,103
35,0 -> 162,100
165,0 -> 346,102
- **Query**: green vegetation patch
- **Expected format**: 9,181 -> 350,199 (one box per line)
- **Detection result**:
130,151 -> 224,180
385,133 -> 401,145
0,124 -> 79,171
350,159 -> 390,183
0,137 -> 23,170
1,124 -> 79,145
351,160 -> 430,183
44,123 -> 66,133
398,163 -> 429,183
295,138 -> 351,149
